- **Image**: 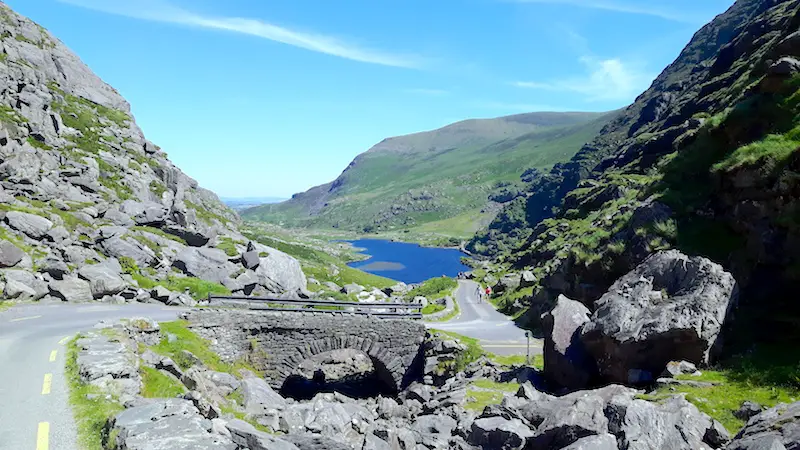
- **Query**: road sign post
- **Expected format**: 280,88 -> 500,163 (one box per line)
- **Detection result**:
525,331 -> 532,366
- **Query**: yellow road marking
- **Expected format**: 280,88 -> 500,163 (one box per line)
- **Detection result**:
49,350 -> 57,362
9,315 -> 41,322
41,374 -> 52,395
36,422 -> 49,450
58,336 -> 70,345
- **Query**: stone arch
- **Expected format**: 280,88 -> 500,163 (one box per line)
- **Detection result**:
272,334 -> 408,393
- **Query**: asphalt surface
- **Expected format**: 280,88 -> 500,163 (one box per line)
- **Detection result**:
424,280 -> 543,356
0,302 -> 184,450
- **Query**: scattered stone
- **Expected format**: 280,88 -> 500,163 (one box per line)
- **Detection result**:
733,401 -> 765,421
4,211 -> 53,239
661,360 -> 701,378
0,241 -> 24,268
49,277 -> 93,302
727,401 -> 799,449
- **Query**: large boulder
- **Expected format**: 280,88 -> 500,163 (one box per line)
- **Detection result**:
581,250 -> 737,384
468,416 -> 534,449
542,295 -> 596,390
4,211 -> 52,239
78,262 -> 127,298
513,384 -> 727,450
253,244 -> 307,295
106,399 -> 235,449
173,247 -> 236,284
0,240 -> 24,268
120,200 -> 168,226
240,377 -> 286,416
727,401 -> 800,449
49,277 -> 93,302
100,236 -> 156,267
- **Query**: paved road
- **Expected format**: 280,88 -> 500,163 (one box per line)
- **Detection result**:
0,303 -> 184,450
424,280 -> 543,356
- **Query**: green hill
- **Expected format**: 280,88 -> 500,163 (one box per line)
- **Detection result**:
243,111 -> 613,238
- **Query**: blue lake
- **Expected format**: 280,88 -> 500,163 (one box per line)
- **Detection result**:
347,239 -> 471,284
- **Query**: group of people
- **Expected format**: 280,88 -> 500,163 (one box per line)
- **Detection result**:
475,284 -> 491,303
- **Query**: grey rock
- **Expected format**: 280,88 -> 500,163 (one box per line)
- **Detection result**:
227,419 -> 299,450
241,377 -> 286,416
283,434 -> 353,450
40,257 -> 69,279
173,247 -> 235,284
560,434 -> 618,449
542,294 -> 595,390
661,360 -> 700,378
120,199 -> 169,226
4,278 -> 37,300
727,401 -> 800,450
241,250 -> 260,270
734,401 -> 765,421
342,283 -> 365,294
769,57 -> 800,76
468,416 -> 534,449
520,270 -> 537,288
406,383 -> 433,403
100,236 -> 156,267
581,250 -> 738,384
4,211 -> 52,239
78,263 -> 127,298
107,398 -> 235,450
49,277 -> 93,302
0,240 -> 24,268
151,285 -> 173,303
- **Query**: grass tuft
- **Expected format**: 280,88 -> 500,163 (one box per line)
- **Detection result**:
140,366 -> 186,398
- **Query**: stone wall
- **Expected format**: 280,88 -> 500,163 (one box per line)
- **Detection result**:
184,310 -> 426,392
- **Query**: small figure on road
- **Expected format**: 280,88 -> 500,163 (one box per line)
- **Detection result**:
485,286 -> 492,299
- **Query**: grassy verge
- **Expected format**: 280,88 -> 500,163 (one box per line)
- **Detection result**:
405,277 -> 457,300
140,366 -> 186,398
644,346 -> 800,433
466,379 -> 521,410
65,335 -> 123,450
153,321 -> 261,375
424,299 -> 461,323
0,301 -> 12,313
489,353 -> 544,370
422,304 -> 446,315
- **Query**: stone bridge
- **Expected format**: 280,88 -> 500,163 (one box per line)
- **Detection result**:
183,310 -> 427,392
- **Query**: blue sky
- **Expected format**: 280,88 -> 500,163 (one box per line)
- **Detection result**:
8,0 -> 734,198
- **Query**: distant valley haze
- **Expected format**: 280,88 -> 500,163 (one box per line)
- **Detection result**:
8,0 -> 736,198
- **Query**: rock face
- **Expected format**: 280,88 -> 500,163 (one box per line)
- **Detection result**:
580,250 -> 738,383
727,401 -> 800,449
542,295 -> 596,390
0,3 -> 306,305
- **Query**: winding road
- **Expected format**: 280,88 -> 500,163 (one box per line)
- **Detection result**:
0,303 -> 184,450
0,280 -> 537,449
424,280 -> 543,357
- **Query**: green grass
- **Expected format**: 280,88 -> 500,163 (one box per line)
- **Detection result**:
65,335 -> 124,450
422,303 -> 446,314
466,379 -> 521,410
130,234 -> 160,256
140,366 -> 186,398
490,353 -> 543,369
217,236 -> 240,257
184,199 -> 230,226
712,132 -> 800,172
431,329 -> 484,372
424,299 -> 461,322
153,321 -> 260,375
406,277 -> 457,300
471,379 -> 521,392
0,301 -> 13,313
149,180 -> 167,198
27,136 -> 52,150
123,258 -> 231,300
646,346 -> 800,433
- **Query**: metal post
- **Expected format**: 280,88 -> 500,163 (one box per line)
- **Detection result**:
526,331 -> 531,366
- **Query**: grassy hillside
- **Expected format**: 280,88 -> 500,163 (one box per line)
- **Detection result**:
244,112 -> 611,238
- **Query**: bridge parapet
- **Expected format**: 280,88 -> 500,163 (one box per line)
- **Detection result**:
183,310 -> 426,392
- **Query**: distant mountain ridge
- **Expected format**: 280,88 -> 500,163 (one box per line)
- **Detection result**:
243,111 -> 613,238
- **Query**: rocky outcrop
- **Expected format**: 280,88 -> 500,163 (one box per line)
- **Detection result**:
727,401 -> 800,449
542,295 -> 595,391
580,250 -> 737,384
0,2 -> 307,307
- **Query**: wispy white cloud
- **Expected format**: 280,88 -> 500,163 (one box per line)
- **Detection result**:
508,0 -> 706,24
404,88 -> 450,96
512,56 -> 654,102
57,0 -> 425,68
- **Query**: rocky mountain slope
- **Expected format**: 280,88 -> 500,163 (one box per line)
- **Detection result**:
476,0 -> 800,345
243,111 -> 612,239
0,2 -> 307,305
